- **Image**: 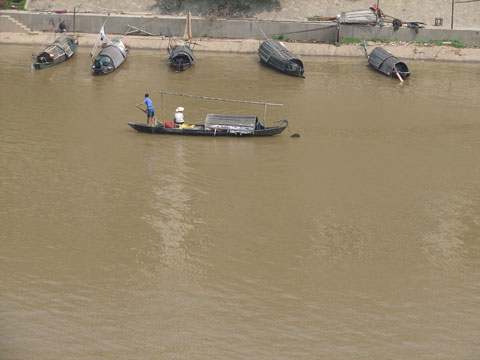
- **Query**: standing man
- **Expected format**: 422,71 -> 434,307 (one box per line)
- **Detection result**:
137,93 -> 155,127
58,19 -> 67,33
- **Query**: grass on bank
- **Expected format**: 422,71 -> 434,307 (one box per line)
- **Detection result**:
272,34 -> 292,42
0,0 -> 26,9
338,37 -> 467,48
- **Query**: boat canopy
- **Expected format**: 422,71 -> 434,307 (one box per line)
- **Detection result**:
259,39 -> 300,64
40,35 -> 75,59
99,40 -> 128,68
368,47 -> 410,78
53,36 -> 75,57
170,46 -> 195,62
205,114 -> 257,134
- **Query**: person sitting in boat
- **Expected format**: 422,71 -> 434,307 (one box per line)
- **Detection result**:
137,93 -> 155,127
174,107 -> 185,127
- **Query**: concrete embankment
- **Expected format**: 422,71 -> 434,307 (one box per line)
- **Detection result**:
22,0 -> 480,29
2,31 -> 480,62
1,10 -> 480,62
2,10 -> 480,46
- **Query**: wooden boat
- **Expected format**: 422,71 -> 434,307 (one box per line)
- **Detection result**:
365,45 -> 410,81
167,39 -> 196,72
258,39 -> 304,77
128,118 -> 286,136
166,10 -> 196,72
32,35 -> 78,69
92,38 -> 130,75
129,91 -> 287,137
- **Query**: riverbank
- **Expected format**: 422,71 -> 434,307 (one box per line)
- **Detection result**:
21,0 -> 480,29
2,31 -> 480,62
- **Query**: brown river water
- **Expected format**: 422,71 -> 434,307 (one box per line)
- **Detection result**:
1,45 -> 480,359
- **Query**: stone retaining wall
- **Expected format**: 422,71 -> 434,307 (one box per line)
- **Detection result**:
26,0 -> 480,30
2,11 -> 480,46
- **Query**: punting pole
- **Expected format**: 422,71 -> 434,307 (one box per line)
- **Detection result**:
393,65 -> 404,83
90,18 -> 108,58
154,91 -> 283,107
154,91 -> 283,126
161,92 -> 165,124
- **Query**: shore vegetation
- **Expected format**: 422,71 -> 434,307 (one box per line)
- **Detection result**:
156,0 -> 280,17
338,37 -> 468,48
0,0 -> 26,10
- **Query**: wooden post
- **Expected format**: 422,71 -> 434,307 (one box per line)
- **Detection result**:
73,7 -> 76,34
451,0 -> 455,29
161,92 -> 165,124
394,68 -> 404,83
263,103 -> 268,123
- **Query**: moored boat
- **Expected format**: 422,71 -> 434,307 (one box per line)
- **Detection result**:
128,117 -> 286,137
365,44 -> 410,81
92,38 -> 130,75
32,35 -> 78,69
167,39 -> 196,72
129,91 -> 288,137
258,39 -> 304,77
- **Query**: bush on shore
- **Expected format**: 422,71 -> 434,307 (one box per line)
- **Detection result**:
156,0 -> 280,18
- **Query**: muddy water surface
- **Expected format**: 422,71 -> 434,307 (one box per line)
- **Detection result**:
1,45 -> 479,359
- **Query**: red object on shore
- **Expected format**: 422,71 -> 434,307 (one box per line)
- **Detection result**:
55,9 -> 68,14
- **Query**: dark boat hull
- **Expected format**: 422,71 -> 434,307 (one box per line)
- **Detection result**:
258,39 -> 304,77
128,123 -> 286,137
33,54 -> 68,69
367,47 -> 410,79
259,59 -> 304,77
168,45 -> 195,72
92,39 -> 129,75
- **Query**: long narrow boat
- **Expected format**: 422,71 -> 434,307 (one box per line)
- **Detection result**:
92,38 -> 130,75
128,91 -> 287,137
129,116 -> 286,136
365,46 -> 410,80
167,39 -> 196,72
32,35 -> 78,69
258,38 -> 304,77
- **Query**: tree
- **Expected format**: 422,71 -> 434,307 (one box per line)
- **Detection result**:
157,0 -> 280,17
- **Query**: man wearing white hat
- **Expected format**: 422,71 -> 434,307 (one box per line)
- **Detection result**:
174,107 -> 185,127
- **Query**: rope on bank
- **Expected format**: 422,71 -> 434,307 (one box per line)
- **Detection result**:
271,24 -> 338,37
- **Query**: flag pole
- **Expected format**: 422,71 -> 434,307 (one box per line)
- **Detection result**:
90,18 -> 108,58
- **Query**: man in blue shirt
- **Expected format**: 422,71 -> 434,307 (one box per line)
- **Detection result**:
137,93 -> 155,126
